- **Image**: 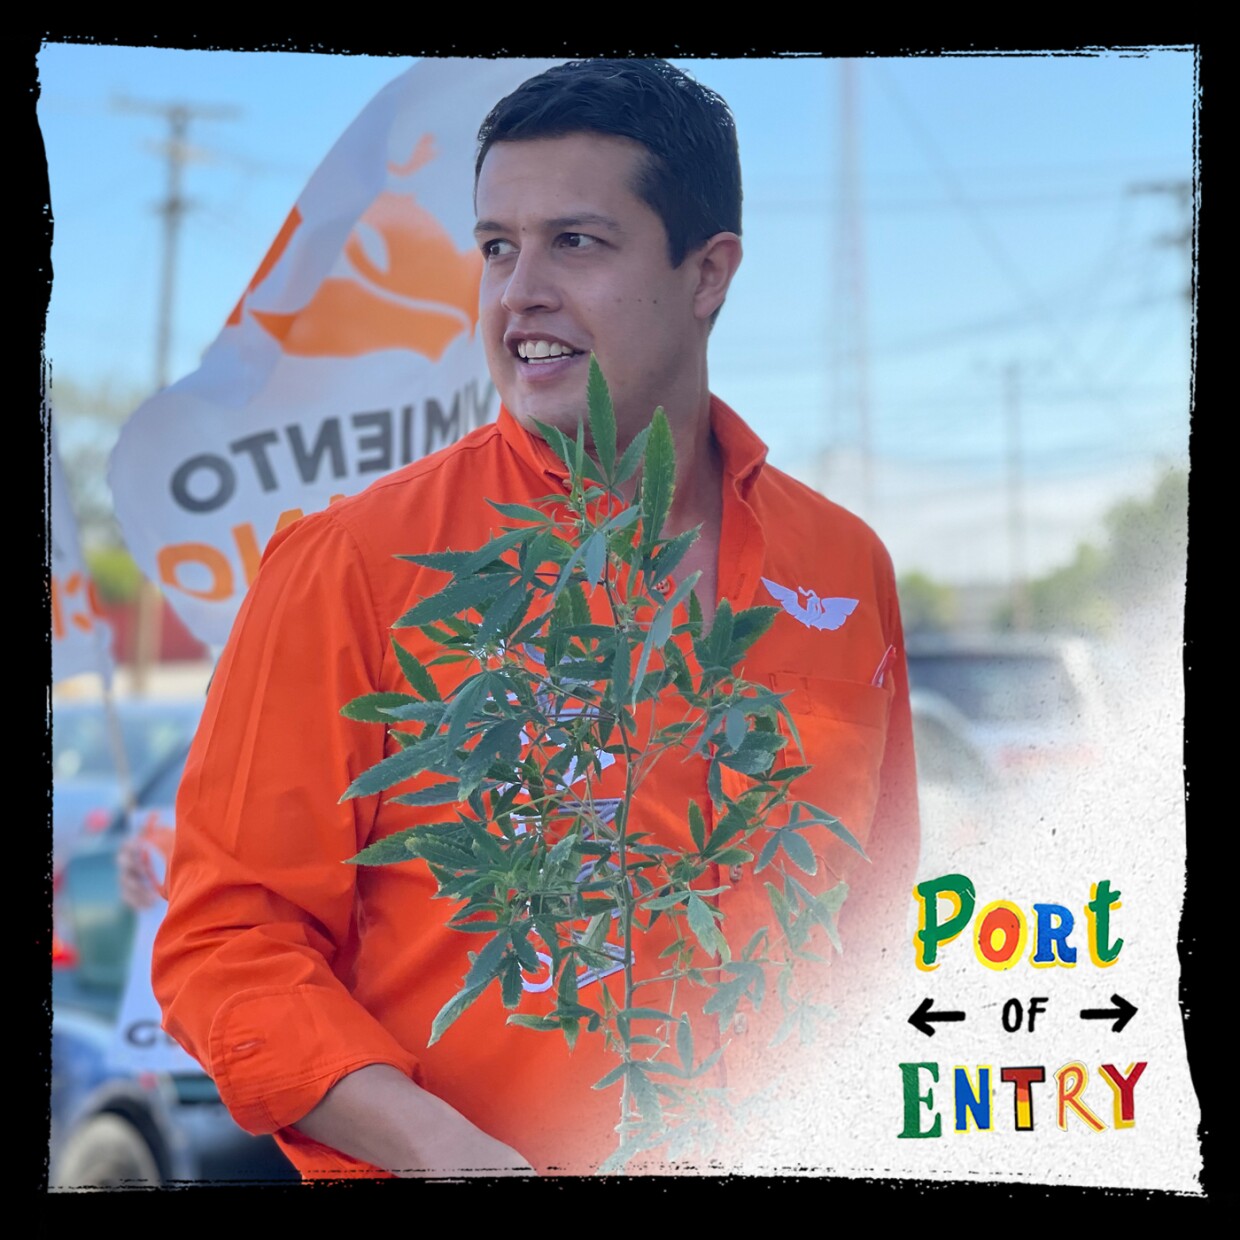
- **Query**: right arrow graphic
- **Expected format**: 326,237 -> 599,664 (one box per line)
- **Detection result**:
1080,994 -> 1138,1033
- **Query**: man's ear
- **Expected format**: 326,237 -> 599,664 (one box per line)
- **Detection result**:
691,232 -> 743,323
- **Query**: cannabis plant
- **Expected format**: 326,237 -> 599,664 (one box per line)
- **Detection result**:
341,358 -> 865,1169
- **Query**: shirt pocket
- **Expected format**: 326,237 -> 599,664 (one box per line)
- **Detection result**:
719,672 -> 893,885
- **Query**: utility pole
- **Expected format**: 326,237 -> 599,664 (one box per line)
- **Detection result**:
1004,360 -> 1030,632
828,59 -> 874,517
113,96 -> 239,693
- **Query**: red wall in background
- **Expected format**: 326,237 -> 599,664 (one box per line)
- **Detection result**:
97,599 -> 209,663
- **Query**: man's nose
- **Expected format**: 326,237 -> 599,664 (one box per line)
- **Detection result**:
500,247 -> 560,315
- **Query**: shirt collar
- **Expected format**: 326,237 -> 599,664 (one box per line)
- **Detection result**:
496,395 -> 768,495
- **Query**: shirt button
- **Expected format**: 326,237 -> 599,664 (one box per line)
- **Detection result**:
729,865 -> 744,884
734,1013 -> 749,1035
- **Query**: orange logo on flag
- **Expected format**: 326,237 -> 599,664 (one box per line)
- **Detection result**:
228,137 -> 482,363
226,206 -> 303,329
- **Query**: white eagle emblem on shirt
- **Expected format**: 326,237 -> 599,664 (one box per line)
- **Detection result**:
761,577 -> 858,631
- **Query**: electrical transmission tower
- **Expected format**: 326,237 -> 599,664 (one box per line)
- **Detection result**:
1129,179 -> 1193,305
828,59 -> 874,517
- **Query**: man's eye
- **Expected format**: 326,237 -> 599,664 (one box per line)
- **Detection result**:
482,239 -> 516,258
558,233 -> 598,250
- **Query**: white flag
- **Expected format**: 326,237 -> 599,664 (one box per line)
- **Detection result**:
107,901 -> 203,1076
109,58 -> 558,649
107,833 -> 200,1075
49,420 -> 116,686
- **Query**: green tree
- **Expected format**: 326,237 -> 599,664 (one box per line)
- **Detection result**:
48,374 -> 149,548
83,545 -> 144,606
897,571 -> 957,635
1101,466 -> 1188,605
1022,543 -> 1111,635
992,466 -> 1188,635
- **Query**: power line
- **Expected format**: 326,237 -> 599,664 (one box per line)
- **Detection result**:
870,62 -> 1159,449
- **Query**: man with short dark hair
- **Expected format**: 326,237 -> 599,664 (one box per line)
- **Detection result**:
153,58 -> 918,1179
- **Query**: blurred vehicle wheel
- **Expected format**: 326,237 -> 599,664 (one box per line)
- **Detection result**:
50,1113 -> 161,1190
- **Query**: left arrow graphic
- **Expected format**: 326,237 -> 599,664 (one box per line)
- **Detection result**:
909,997 -> 966,1037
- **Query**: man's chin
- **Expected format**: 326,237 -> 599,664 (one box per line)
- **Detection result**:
508,402 -> 588,438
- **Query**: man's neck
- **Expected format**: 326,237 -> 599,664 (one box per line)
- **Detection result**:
534,385 -> 726,623
607,381 -> 722,529
664,394 -> 723,537
661,391 -> 723,627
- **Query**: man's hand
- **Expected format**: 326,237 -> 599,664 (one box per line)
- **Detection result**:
292,1064 -> 534,1177
118,836 -> 162,911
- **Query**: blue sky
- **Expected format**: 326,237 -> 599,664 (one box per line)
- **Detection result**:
37,45 -> 1196,582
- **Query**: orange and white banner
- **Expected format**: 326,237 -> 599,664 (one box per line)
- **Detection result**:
50,420 -> 116,685
109,58 -> 558,649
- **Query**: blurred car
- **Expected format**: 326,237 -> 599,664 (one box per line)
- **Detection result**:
910,688 -> 998,790
909,687 -> 1002,861
52,697 -> 204,876
905,633 -> 1107,780
50,741 -> 299,1189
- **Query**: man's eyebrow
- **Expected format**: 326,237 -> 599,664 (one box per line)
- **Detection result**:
473,213 -> 624,236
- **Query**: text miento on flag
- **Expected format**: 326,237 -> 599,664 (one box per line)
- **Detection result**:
109,58 -> 560,649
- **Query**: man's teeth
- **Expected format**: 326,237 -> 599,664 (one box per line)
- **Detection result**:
517,340 -> 579,362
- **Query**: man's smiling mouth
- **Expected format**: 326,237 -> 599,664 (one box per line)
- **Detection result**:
515,340 -> 585,364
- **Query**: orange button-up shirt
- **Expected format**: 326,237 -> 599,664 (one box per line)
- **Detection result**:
152,397 -> 919,1177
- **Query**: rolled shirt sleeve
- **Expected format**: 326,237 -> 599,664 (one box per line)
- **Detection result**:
152,510 -> 420,1135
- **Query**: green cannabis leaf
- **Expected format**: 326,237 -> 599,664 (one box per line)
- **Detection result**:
342,355 -> 865,1170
